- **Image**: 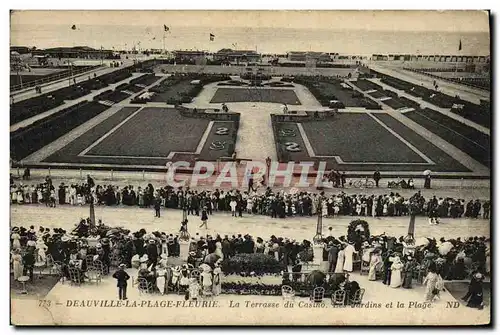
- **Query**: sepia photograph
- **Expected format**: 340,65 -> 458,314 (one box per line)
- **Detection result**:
8,9 -> 491,326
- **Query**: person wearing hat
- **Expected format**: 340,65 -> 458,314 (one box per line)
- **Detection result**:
327,241 -> 339,273
402,256 -> 417,289
146,239 -> 158,270
212,259 -> 223,296
179,265 -> 190,289
112,264 -> 130,300
187,251 -> 197,268
343,240 -> 356,273
154,196 -> 161,218
462,272 -> 485,309
11,228 -> 21,250
368,248 -> 383,281
199,206 -> 209,229
390,256 -> 403,288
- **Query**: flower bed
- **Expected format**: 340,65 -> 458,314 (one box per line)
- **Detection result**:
221,281 -> 335,297
11,101 -> 109,160
221,253 -> 286,276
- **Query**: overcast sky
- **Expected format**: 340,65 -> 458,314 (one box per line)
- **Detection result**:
11,10 -> 489,32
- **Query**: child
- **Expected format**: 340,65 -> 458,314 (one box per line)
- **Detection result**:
188,277 -> 201,301
201,265 -> 213,297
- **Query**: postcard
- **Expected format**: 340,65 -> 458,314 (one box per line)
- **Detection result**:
9,10 -> 490,326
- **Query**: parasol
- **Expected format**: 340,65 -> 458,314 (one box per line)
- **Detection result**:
203,253 -> 220,266
423,170 -> 432,176
438,242 -> 454,256
415,237 -> 429,247
106,229 -> 119,236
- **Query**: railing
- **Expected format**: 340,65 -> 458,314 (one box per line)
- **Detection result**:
11,65 -> 101,92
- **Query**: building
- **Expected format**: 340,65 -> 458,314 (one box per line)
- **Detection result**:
173,50 -> 207,63
32,46 -> 114,59
10,46 -> 32,54
287,51 -> 331,62
371,53 -> 490,64
213,49 -> 260,63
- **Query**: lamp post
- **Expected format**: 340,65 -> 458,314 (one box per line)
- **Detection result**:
179,201 -> 190,241
67,60 -> 74,87
405,202 -> 417,245
313,196 -> 324,245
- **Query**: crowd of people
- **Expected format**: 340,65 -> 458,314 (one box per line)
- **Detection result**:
10,211 -> 489,309
319,229 -> 489,309
9,176 -> 491,222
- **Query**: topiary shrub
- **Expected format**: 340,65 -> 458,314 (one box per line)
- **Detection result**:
347,219 -> 370,242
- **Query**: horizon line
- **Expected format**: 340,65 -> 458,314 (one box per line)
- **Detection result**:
10,23 -> 489,34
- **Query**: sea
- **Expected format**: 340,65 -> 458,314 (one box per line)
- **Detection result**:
10,24 -> 490,56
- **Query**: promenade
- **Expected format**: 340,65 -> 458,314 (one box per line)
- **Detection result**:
11,72 -> 145,133
368,63 -> 489,105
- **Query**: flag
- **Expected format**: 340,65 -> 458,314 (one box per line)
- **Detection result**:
459,39 -> 462,51
232,43 -> 237,48
210,33 -> 215,41
71,24 -> 76,30
164,24 -> 169,32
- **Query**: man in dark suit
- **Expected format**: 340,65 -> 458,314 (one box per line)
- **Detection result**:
154,197 -> 161,218
112,264 -> 130,300
146,240 -> 159,270
328,242 -> 339,273
373,170 -> 381,188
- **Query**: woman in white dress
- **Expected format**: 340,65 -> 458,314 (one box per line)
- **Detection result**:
334,245 -> 346,273
156,264 -> 167,295
246,197 -> 253,214
36,238 -> 48,263
390,256 -> 404,288
200,265 -> 213,296
368,250 -> 383,281
322,201 -> 328,217
215,242 -> 223,260
11,187 -> 17,204
37,188 -> 43,204
17,189 -> 24,204
343,242 -> 356,273
212,260 -> 222,296
11,228 -> 21,250
11,249 -> 23,280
